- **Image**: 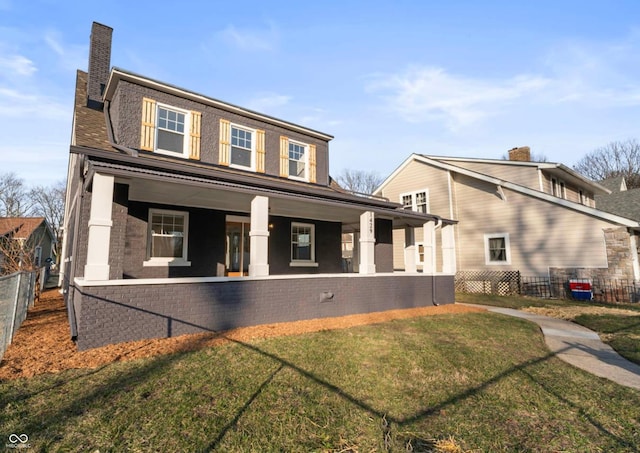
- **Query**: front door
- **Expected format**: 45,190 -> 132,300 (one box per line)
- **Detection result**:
226,216 -> 250,276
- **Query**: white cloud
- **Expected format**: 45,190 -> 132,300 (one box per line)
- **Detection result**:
0,53 -> 36,76
219,22 -> 279,52
245,93 -> 291,112
367,66 -> 550,130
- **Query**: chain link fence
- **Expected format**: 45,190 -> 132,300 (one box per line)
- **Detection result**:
456,270 -> 640,304
0,271 -> 36,361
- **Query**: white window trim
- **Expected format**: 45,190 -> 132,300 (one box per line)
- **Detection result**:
290,222 -> 316,266
229,123 -> 256,172
154,103 -> 190,159
415,241 -> 425,266
399,188 -> 430,213
287,140 -> 310,182
551,178 -> 566,199
484,233 -> 511,265
145,208 -> 191,267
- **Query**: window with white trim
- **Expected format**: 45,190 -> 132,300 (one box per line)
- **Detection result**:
291,222 -> 316,265
400,189 -> 429,213
156,104 -> 189,157
230,124 -> 255,170
288,141 -> 308,181
416,242 -> 425,265
484,233 -> 511,265
146,209 -> 190,265
551,178 -> 566,199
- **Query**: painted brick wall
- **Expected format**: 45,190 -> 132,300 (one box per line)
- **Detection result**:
74,274 -> 454,350
111,81 -> 331,185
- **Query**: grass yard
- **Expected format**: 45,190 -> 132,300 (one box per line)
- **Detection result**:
2,310 -> 640,452
457,292 -> 640,366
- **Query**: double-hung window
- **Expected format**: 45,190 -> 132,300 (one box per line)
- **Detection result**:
400,189 -> 429,213
230,125 -> 255,170
146,209 -> 190,266
291,222 -> 317,266
484,233 -> 511,265
288,141 -> 308,181
156,105 -> 188,157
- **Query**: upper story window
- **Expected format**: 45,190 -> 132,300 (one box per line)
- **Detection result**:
230,125 -> 255,170
551,178 -> 566,199
400,189 -> 429,213
288,141 -> 308,181
156,105 -> 187,156
140,98 -> 201,160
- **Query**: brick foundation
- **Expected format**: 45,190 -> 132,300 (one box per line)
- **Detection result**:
71,274 -> 454,350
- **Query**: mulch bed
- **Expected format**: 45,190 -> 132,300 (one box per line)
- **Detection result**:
0,289 -> 484,381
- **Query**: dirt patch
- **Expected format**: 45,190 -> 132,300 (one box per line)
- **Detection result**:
0,289 -> 484,381
523,306 -> 640,321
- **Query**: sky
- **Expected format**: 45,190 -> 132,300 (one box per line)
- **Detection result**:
1,0 -> 640,188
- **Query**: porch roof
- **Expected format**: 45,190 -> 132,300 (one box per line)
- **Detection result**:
77,148 -> 454,230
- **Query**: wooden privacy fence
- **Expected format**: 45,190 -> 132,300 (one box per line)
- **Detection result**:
455,271 -> 640,304
0,271 -> 36,361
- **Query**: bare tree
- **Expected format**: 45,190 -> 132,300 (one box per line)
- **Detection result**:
0,172 -> 33,217
30,180 -> 65,263
335,169 -> 385,195
573,139 -> 640,188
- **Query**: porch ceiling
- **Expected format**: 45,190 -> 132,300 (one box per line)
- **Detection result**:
126,177 -> 369,226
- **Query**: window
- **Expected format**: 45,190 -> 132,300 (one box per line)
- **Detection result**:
416,242 -> 425,265
399,189 -> 429,213
484,233 -> 511,265
288,141 -> 308,180
230,125 -> 255,169
551,178 -> 566,199
291,222 -> 317,266
156,105 -> 188,156
146,209 -> 190,266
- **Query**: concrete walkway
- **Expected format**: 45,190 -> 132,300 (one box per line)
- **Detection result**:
461,304 -> 640,390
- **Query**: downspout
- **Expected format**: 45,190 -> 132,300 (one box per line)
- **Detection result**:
432,217 -> 443,306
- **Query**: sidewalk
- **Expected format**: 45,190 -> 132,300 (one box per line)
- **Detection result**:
460,304 -> 640,390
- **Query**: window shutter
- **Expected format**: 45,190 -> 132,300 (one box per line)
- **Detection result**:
219,119 -> 230,166
256,129 -> 266,173
189,111 -> 201,160
309,144 -> 317,183
140,98 -> 156,151
279,136 -> 289,177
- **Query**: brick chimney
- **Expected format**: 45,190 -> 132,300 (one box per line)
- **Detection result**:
87,22 -> 113,107
508,146 -> 531,162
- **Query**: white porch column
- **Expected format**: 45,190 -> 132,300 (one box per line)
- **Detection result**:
359,211 -> 376,274
249,195 -> 270,277
404,227 -> 417,273
84,173 -> 114,281
442,223 -> 457,274
423,221 -> 436,274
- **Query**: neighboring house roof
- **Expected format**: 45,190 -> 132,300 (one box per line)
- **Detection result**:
595,188 -> 640,221
422,155 -> 611,196
375,154 -> 640,228
599,176 -> 627,193
0,217 -> 48,239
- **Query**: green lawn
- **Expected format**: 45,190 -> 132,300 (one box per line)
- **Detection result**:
457,292 -> 640,366
2,310 -> 639,451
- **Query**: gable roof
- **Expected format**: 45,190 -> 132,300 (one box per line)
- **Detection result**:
599,176 -> 627,192
375,154 -> 640,228
0,217 -> 47,239
422,155 -> 611,195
